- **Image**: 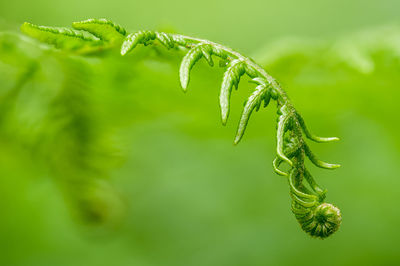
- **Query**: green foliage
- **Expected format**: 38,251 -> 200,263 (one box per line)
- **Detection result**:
20,22 -> 103,54
72,18 -> 126,43
235,77 -> 270,144
43,56 -> 124,225
254,25 -> 400,75
0,31 -> 125,227
17,18 -> 342,238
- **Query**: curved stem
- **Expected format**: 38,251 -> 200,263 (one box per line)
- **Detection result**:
172,34 -> 290,104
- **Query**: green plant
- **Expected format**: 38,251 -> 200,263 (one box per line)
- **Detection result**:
20,18 -> 341,238
0,31 -> 125,226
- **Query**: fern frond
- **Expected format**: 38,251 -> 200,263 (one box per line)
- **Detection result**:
72,18 -> 126,43
120,31 -> 158,55
219,59 -> 246,124
273,157 -> 288,176
276,106 -> 294,167
234,83 -> 270,144
304,144 -> 341,169
20,19 -> 342,238
43,56 -> 123,225
200,44 -> 214,66
296,113 -> 339,143
21,22 -> 103,54
179,44 -> 204,90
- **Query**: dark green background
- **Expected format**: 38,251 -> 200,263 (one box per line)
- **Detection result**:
0,1 -> 399,265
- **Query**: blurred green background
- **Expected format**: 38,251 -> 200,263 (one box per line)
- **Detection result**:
0,1 -> 400,265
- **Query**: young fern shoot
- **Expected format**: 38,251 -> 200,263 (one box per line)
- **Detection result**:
21,19 -> 342,239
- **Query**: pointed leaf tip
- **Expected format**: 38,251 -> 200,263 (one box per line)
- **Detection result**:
220,106 -> 229,126
233,135 -> 241,145
234,85 -> 269,144
330,163 -> 341,169
304,144 -> 340,170
120,45 -> 128,55
179,75 -> 188,91
179,66 -> 189,90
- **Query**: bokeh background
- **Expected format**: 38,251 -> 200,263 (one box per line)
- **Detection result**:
0,1 -> 400,265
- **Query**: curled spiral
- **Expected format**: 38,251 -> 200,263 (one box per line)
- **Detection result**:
279,110 -> 342,239
292,202 -> 342,239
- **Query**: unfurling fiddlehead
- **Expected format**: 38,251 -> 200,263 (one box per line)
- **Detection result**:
21,19 -> 342,238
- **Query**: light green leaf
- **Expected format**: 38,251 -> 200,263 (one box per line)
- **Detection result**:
304,144 -> 340,169
72,18 -> 126,43
234,85 -> 270,144
121,31 -> 156,55
219,59 -> 245,125
21,22 -> 102,54
179,45 -> 203,91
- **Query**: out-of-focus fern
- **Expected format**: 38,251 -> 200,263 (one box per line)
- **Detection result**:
0,61 -> 38,122
253,25 -> 400,74
19,19 -> 342,238
21,19 -> 127,54
0,33 -> 124,227
40,56 -> 123,225
0,34 -> 38,122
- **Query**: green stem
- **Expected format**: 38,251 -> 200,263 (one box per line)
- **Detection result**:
172,34 -> 290,104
